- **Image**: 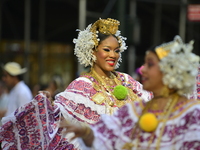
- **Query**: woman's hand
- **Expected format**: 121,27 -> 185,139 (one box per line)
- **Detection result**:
60,120 -> 94,147
38,91 -> 52,98
61,124 -> 87,140
38,91 -> 54,104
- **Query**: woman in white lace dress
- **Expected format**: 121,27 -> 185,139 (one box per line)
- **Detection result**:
63,35 -> 200,150
0,18 -> 152,150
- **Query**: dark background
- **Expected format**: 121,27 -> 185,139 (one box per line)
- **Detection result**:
0,0 -> 200,88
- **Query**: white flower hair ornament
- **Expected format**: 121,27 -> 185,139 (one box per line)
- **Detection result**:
73,18 -> 127,69
155,35 -> 200,95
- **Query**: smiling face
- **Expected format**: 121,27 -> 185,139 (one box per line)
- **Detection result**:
141,51 -> 164,96
93,35 -> 120,76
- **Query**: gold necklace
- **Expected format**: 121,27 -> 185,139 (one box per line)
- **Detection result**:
90,68 -> 138,107
101,75 -> 114,85
155,94 -> 179,149
92,69 -> 122,106
122,93 -> 179,150
144,94 -> 177,149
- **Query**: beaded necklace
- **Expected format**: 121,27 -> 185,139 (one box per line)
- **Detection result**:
89,68 -> 138,108
122,93 -> 179,150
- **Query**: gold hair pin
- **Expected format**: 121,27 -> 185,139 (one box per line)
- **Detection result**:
90,18 -> 120,47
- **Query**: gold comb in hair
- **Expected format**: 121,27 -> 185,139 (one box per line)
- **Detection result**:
155,36 -> 182,60
90,18 -> 120,47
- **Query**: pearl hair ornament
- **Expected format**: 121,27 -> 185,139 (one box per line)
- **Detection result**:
73,18 -> 127,68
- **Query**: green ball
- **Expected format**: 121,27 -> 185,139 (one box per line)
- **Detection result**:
113,85 -> 128,100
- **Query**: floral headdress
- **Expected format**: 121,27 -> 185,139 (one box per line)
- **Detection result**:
155,35 -> 200,95
73,18 -> 127,69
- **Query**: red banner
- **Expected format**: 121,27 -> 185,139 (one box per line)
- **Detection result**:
188,4 -> 200,22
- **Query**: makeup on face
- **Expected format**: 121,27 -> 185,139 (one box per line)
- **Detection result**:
93,36 -> 120,76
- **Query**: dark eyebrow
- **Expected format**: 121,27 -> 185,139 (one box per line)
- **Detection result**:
102,46 -> 120,49
145,56 -> 154,62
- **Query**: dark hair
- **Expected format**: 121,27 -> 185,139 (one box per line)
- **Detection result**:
17,74 -> 23,81
147,45 -> 156,53
146,45 -> 160,60
9,74 -> 23,81
97,33 -> 118,45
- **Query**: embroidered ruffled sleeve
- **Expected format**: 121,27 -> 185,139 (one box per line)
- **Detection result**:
54,77 -> 103,125
91,103 -> 139,150
0,94 -> 63,149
